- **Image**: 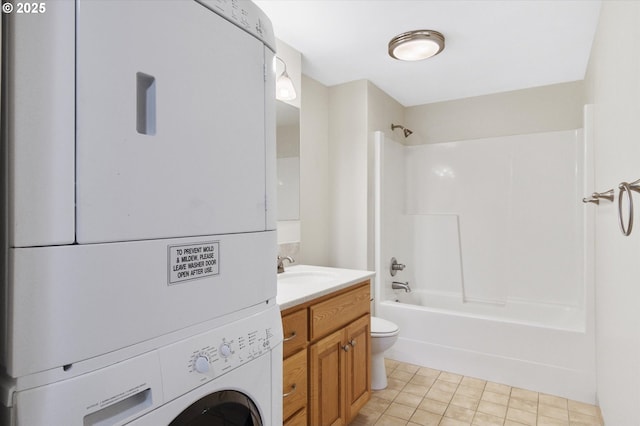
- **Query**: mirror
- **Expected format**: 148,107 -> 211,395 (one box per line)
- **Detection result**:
276,101 -> 300,221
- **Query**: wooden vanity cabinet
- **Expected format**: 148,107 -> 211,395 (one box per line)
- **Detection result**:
281,280 -> 371,426
310,314 -> 370,425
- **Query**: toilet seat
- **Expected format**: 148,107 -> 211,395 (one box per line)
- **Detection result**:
371,316 -> 399,337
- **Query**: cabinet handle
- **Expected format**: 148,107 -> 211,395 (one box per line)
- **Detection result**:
342,344 -> 351,352
283,331 -> 297,342
283,384 -> 297,398
348,339 -> 357,347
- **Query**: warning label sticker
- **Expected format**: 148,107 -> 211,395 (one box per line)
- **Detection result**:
168,241 -> 219,285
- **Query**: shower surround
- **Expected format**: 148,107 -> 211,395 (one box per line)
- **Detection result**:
373,122 -> 596,403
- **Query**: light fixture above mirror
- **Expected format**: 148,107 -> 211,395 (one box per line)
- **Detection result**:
388,30 -> 445,61
276,56 -> 297,101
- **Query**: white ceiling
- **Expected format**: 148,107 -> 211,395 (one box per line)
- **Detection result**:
254,0 -> 602,107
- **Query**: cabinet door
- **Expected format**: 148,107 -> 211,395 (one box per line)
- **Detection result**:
310,329 -> 346,426
283,349 -> 307,421
76,1 -> 266,243
345,315 -> 372,423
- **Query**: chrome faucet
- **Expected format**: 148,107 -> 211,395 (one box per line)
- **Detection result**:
392,281 -> 411,292
390,257 -> 406,277
277,255 -> 294,274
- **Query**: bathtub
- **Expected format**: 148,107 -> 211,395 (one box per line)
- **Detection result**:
377,293 -> 596,403
392,290 -> 584,331
373,129 -> 597,403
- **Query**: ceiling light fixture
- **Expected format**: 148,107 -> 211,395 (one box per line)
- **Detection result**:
275,56 -> 297,101
388,30 -> 445,61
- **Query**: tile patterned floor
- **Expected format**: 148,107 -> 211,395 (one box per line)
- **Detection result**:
349,359 -> 603,426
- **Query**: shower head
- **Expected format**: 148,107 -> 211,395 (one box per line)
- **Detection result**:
391,124 -> 413,138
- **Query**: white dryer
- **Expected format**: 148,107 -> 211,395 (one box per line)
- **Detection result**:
3,306 -> 283,426
2,0 -> 278,382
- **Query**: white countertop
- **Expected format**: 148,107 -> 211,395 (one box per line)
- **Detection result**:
276,264 -> 375,311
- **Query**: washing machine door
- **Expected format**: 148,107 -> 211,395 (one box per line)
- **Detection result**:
169,390 -> 262,426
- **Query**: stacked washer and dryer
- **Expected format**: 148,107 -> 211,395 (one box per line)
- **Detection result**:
1,1 -> 282,424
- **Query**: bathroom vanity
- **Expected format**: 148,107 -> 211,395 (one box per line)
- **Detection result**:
277,265 -> 374,425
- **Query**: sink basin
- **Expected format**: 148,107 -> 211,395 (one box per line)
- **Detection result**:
277,270 -> 338,285
276,264 -> 375,310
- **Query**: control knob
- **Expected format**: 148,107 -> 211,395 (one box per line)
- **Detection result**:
194,355 -> 210,374
219,343 -> 232,358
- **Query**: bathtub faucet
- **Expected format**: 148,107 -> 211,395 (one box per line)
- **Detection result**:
392,281 -> 411,292
390,257 -> 406,277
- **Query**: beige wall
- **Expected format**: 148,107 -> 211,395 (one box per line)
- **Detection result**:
584,2 -> 640,424
405,81 -> 585,145
299,75 -> 330,266
327,80 -> 369,269
323,80 -> 405,271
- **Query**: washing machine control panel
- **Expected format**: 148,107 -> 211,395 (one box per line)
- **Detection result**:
158,306 -> 283,402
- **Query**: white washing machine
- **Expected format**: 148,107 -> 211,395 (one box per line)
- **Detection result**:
3,306 -> 283,426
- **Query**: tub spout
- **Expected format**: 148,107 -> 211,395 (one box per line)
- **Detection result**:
392,281 -> 411,292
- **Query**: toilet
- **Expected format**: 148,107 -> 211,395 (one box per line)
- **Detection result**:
370,316 -> 400,390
